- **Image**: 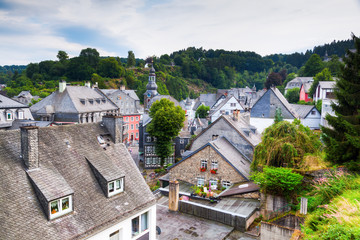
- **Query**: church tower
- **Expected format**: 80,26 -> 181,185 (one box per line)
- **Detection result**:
144,65 -> 158,112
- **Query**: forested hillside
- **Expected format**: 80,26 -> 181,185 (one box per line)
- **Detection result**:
0,38 -> 354,103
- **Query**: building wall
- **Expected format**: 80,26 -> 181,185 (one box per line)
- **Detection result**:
301,109 -> 321,129
124,115 -> 141,141
170,145 -> 246,186
0,107 -> 34,128
260,222 -> 296,240
191,118 -> 254,160
87,205 -> 157,240
210,97 -> 244,122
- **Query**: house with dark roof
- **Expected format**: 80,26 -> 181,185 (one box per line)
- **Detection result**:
0,94 -> 34,129
313,81 -> 336,102
250,87 -> 299,133
12,90 -> 39,105
0,116 -> 157,240
102,86 -> 143,142
190,111 -> 261,160
169,136 -> 251,189
290,104 -> 321,129
30,81 -> 119,123
285,77 -> 314,94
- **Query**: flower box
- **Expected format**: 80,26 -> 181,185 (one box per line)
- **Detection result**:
210,169 -> 217,174
200,167 -> 206,172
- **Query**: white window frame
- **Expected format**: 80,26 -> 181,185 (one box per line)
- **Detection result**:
131,124 -> 134,130
49,195 -> 73,220
211,160 -> 218,170
136,124 -> 138,130
200,160 -> 207,169
146,136 -> 152,142
210,179 -> 218,190
6,112 -> 12,121
18,111 -> 24,120
222,181 -> 231,189
180,139 -> 184,144
136,116 -> 139,121
108,178 -> 124,197
136,132 -> 139,138
197,177 -> 205,187
131,117 -> 134,121
109,230 -> 120,240
132,211 -> 149,237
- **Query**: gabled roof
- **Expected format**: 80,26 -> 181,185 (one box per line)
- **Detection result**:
169,136 -> 251,180
0,123 -> 155,240
199,93 -> 217,108
301,82 -> 312,93
149,95 -> 181,108
318,81 -> 336,89
208,95 -> 244,117
285,77 -> 314,90
31,86 -> 118,115
0,94 -> 27,108
290,104 -> 319,118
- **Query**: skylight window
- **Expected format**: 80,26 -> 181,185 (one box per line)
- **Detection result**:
49,195 -> 73,220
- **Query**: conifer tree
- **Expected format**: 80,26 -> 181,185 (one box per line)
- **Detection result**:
322,34 -> 360,170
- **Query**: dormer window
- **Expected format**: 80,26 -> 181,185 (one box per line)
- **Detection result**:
102,98 -> 106,103
108,178 -> 124,197
80,99 -> 86,105
89,99 -> 94,104
96,98 -> 101,104
49,195 -> 73,220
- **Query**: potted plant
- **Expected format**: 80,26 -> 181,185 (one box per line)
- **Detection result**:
210,169 -> 217,174
200,167 -> 206,172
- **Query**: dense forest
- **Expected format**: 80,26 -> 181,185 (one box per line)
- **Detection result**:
0,38 -> 353,104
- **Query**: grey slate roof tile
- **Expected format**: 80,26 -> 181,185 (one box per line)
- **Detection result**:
0,123 -> 155,240
0,94 -> 27,108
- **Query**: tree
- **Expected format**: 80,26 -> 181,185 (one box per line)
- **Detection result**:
147,98 -> 185,166
265,72 -> 282,89
322,34 -> 360,170
251,120 -> 321,171
98,57 -> 124,78
79,48 -> 100,68
285,87 -> 300,103
195,104 -> 210,118
127,51 -> 136,67
302,54 -> 324,77
309,68 -> 333,96
57,50 -> 69,63
274,107 -> 283,123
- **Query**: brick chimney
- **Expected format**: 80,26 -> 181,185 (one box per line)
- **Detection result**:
233,109 -> 240,121
85,81 -> 91,88
20,126 -> 39,170
102,115 -> 124,144
120,85 -> 126,91
168,180 -> 179,211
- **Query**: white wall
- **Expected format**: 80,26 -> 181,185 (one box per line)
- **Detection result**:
301,109 -> 321,129
211,97 -> 244,122
86,204 -> 157,240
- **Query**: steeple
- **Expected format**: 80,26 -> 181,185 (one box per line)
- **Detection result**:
144,64 -> 158,111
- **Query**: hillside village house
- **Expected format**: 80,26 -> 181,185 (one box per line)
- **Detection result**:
250,87 -> 299,133
30,81 -> 119,123
284,77 -> 314,94
102,87 -> 143,142
0,116 -> 157,240
190,111 -> 261,161
0,94 -> 34,129
208,95 -> 245,123
312,81 -> 337,127
290,104 -> 321,129
12,90 -> 39,105
299,81 -> 313,102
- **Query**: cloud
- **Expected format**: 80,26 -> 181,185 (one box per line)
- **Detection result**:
0,0 -> 359,65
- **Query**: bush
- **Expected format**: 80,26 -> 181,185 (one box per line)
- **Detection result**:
251,166 -> 303,199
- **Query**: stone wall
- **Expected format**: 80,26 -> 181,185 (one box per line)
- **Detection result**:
261,222 -> 295,240
170,145 -> 246,186
260,193 -> 290,220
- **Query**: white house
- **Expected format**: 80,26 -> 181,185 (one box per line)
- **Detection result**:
209,95 -> 244,123
313,81 -> 336,102
0,94 -> 34,129
290,104 -> 321,129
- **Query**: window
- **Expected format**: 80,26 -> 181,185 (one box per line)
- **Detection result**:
6,112 -> 12,121
132,212 -> 149,237
131,117 -> 134,121
131,124 -> 134,130
197,177 -> 205,187
108,178 -> 124,196
18,111 -> 24,119
180,149 -> 184,155
200,160 -> 207,169
109,230 -> 120,240
146,136 -> 152,142
230,103 -> 236,107
136,124 -> 138,130
145,157 -> 150,165
311,110 -> 316,115
125,117 -> 128,122
222,181 -> 231,189
80,99 -> 86,105
180,139 -> 184,144
211,161 -> 218,170
136,133 -> 139,138
210,179 -> 218,190
50,195 -> 72,219
89,99 -> 94,104
136,116 -> 139,121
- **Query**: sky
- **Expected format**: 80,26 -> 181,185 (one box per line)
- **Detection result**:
0,0 -> 359,65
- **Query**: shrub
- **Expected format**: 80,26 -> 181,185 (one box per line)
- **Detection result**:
251,166 -> 303,199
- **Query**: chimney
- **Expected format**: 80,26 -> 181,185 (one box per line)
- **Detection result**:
168,180 -> 179,211
102,115 -> 124,143
59,80 -> 66,93
120,85 -> 125,91
21,126 -> 39,170
233,109 -> 240,121
85,81 -> 91,88
242,112 -> 250,125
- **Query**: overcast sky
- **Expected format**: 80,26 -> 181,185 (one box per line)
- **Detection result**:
0,0 -> 359,65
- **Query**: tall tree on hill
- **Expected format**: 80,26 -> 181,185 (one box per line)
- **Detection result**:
127,51 -> 136,67
322,34 -> 360,170
302,54 -> 324,77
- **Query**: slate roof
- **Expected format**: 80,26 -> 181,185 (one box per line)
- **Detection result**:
0,123 -> 155,240
290,104 -> 318,118
208,95 -> 244,117
285,77 -> 314,90
0,94 -> 27,108
270,87 -> 299,118
318,81 -> 336,89
8,119 -> 52,130
198,93 -> 217,108
149,95 -> 180,108
219,182 -> 260,197
301,82 -> 312,93
30,86 -> 118,115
